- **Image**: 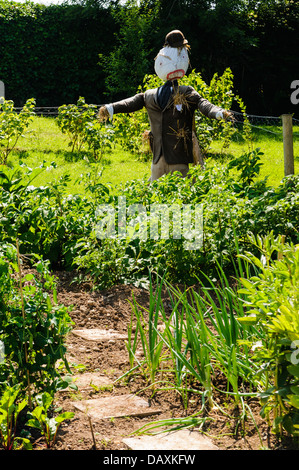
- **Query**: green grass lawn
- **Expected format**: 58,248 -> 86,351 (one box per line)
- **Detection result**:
8,116 -> 151,194
4,116 -> 298,193
209,123 -> 299,187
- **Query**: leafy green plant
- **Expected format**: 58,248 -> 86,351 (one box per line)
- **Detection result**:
161,270 -> 261,407
84,120 -> 114,161
238,233 -> 299,436
0,386 -> 31,450
27,392 -> 74,448
0,97 -> 35,164
57,96 -> 114,160
0,243 -> 74,397
191,67 -> 251,151
144,68 -> 251,154
112,110 -> 152,160
228,147 -> 264,187
57,97 -> 96,152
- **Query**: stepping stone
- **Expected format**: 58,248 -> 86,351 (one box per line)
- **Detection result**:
71,372 -> 113,391
71,394 -> 162,420
123,429 -> 218,450
72,328 -> 127,342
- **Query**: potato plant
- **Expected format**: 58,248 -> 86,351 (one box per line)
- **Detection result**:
0,244 -> 74,397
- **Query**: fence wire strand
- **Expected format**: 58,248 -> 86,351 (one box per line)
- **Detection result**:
13,106 -> 299,138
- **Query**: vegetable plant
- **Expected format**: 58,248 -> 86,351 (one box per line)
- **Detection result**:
0,98 -> 35,164
113,68 -> 251,157
0,243 -> 74,397
27,392 -> 74,448
0,386 -> 31,450
238,233 -> 299,435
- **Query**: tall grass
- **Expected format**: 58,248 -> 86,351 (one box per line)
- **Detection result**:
126,275 -> 166,387
122,265 -> 267,438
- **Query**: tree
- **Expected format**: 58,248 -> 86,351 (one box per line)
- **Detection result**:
98,0 -> 160,98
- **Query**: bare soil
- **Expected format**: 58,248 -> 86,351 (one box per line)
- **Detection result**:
29,271 -> 297,452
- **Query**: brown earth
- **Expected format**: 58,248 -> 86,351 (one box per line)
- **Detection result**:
29,270 -> 297,452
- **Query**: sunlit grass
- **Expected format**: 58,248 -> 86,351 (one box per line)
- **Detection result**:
5,116 -> 298,194
209,124 -> 299,187
6,116 -> 150,194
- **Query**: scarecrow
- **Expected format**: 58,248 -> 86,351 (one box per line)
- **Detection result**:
98,30 -> 232,181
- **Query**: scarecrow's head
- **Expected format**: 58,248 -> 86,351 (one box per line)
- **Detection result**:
154,30 -> 190,81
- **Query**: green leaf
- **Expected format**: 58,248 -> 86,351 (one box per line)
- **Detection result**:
237,315 -> 257,324
289,395 -> 299,409
55,412 -> 74,424
26,418 -> 42,431
287,365 -> 299,378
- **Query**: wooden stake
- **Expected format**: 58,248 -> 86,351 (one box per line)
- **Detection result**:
16,239 -> 32,410
282,114 -> 294,176
87,414 -> 97,450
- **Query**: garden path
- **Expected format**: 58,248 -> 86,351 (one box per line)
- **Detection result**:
51,271 -> 281,451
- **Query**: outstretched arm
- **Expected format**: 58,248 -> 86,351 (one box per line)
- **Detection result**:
98,93 -> 146,122
186,87 -> 233,121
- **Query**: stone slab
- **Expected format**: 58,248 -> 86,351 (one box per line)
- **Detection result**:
71,394 -> 162,420
123,429 -> 218,450
71,372 -> 113,390
72,328 -> 127,342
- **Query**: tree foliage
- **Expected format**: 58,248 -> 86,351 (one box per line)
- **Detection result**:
0,0 -> 118,105
0,0 -> 297,115
99,0 -> 159,97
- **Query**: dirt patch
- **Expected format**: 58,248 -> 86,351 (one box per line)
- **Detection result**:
28,271 -> 296,451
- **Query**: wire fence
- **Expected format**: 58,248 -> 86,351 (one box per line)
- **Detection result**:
14,105 -> 101,117
13,105 -> 299,138
7,104 -> 298,176
233,111 -> 299,136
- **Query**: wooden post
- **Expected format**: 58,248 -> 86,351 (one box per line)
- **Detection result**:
282,114 -> 294,176
0,80 -> 4,104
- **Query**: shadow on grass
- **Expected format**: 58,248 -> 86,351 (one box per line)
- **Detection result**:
205,151 -> 235,163
12,148 -> 112,165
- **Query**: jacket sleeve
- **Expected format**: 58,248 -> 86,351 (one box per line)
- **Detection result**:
196,95 -> 224,119
187,86 -> 224,119
112,93 -> 146,114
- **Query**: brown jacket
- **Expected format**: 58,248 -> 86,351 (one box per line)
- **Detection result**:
112,85 -> 223,165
